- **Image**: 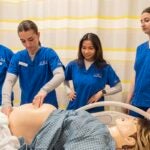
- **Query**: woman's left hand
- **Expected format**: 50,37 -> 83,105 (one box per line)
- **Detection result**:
32,91 -> 47,108
88,91 -> 103,104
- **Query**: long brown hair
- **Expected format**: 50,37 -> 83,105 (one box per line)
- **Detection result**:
77,33 -> 107,68
142,6 -> 150,14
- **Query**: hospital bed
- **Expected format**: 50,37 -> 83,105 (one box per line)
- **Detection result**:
0,102 -> 149,149
77,101 -> 150,126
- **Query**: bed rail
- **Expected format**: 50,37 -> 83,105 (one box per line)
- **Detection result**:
77,101 -> 150,125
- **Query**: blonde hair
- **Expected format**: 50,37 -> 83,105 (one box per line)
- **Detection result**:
121,119 -> 150,150
134,119 -> 150,150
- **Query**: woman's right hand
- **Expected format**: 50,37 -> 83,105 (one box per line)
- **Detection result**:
1,106 -> 13,116
67,90 -> 76,101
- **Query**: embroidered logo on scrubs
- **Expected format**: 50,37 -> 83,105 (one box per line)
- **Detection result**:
39,60 -> 48,66
93,73 -> 102,78
0,58 -> 5,63
57,62 -> 62,66
19,61 -> 28,67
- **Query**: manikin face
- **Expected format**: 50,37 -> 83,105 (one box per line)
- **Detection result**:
81,40 -> 96,62
109,117 -> 137,149
141,12 -> 150,36
116,118 -> 137,138
18,30 -> 40,55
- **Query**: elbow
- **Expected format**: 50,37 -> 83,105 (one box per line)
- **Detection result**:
61,73 -> 65,82
58,72 -> 65,83
117,82 -> 122,92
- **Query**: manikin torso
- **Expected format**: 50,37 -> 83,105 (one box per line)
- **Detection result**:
9,104 -> 56,144
8,104 -> 138,148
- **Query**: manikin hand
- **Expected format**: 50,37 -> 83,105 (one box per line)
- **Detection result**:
67,90 -> 76,101
88,90 -> 103,104
1,106 -> 13,116
32,91 -> 47,108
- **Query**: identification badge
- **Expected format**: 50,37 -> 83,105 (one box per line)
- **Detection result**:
19,61 -> 28,67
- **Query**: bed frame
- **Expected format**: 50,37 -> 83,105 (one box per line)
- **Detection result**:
77,101 -> 150,126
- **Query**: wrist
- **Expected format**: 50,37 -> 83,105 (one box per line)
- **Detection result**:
39,89 -> 48,95
2,102 -> 12,108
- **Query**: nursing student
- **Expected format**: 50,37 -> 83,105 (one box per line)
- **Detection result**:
126,7 -> 150,118
0,45 -> 14,105
2,20 -> 65,116
64,33 -> 122,112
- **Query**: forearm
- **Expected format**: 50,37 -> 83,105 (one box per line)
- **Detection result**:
39,67 -> 65,94
126,79 -> 135,104
2,73 -> 17,107
64,80 -> 72,94
126,72 -> 135,104
104,82 -> 122,96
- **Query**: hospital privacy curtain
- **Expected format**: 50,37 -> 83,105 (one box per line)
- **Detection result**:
0,0 -> 149,109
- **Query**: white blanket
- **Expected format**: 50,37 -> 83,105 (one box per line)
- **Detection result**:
0,112 -> 20,150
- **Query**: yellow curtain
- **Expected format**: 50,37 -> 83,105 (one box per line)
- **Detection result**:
0,0 -> 149,109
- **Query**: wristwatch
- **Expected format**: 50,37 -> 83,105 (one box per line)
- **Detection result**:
102,89 -> 106,95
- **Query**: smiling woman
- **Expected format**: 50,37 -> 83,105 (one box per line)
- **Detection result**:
64,33 -> 122,113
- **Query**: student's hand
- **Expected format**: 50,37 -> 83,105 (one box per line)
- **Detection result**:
67,90 -> 76,101
1,106 -> 13,116
32,91 -> 47,108
88,91 -> 103,104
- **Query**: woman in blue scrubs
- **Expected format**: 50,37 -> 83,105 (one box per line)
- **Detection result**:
64,33 -> 122,112
2,20 -> 65,115
126,7 -> 150,118
0,45 -> 14,105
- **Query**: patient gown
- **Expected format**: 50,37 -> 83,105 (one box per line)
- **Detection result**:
19,109 -> 115,150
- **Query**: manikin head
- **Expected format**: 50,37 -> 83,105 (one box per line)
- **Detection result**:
109,117 -> 150,149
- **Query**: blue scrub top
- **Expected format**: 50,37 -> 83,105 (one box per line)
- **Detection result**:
132,41 -> 150,107
0,45 -> 14,105
8,47 -> 63,107
65,60 -> 120,112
